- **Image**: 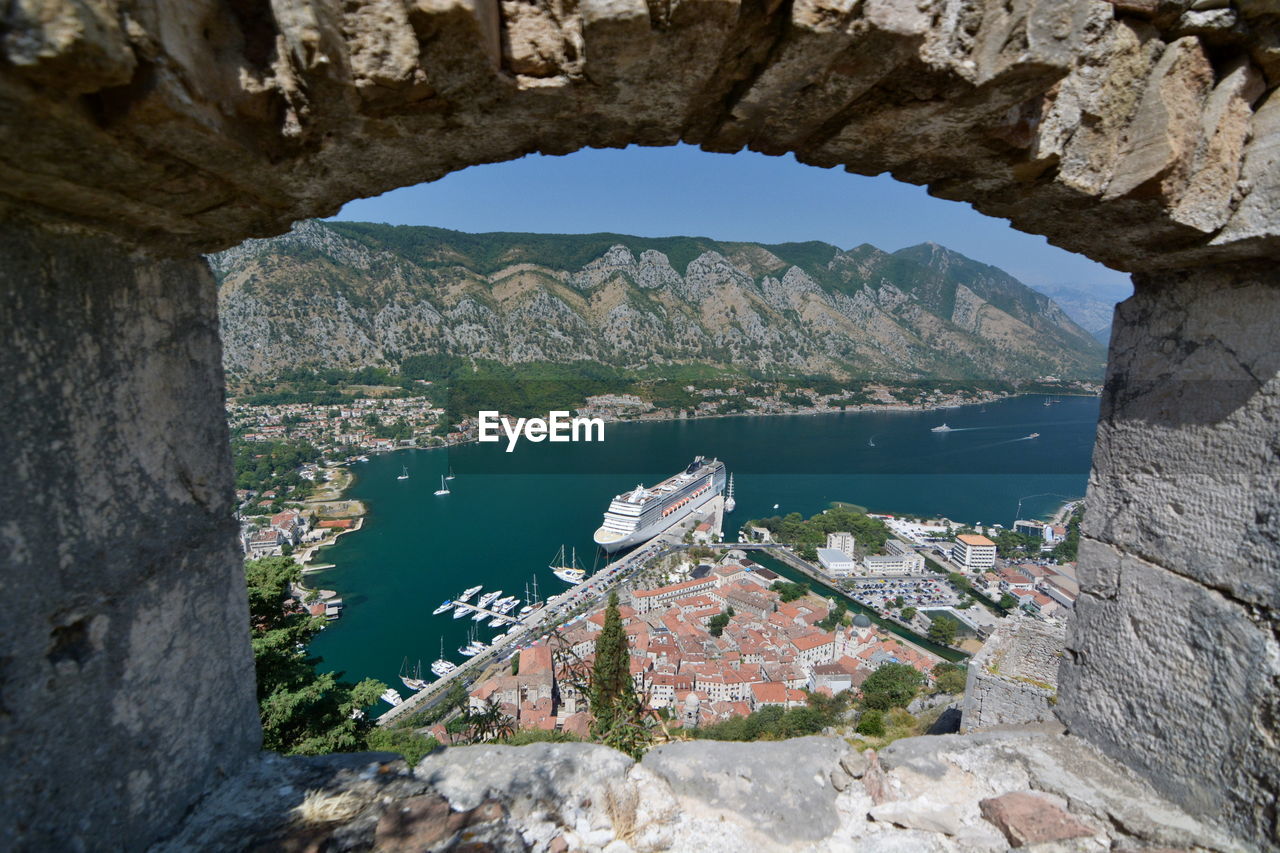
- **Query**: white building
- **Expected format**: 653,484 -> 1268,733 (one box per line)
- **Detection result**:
826,531 -> 856,554
816,547 -> 857,578
862,551 -> 926,576
952,534 -> 997,570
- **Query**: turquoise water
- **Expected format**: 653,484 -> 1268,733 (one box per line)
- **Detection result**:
309,394 -> 1098,690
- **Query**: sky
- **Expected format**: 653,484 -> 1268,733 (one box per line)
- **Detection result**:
332,144 -> 1131,295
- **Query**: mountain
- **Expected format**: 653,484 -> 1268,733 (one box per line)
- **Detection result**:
1029,282 -> 1133,347
211,220 -> 1105,382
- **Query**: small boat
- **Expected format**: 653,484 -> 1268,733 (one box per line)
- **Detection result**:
400,658 -> 428,692
772,503 -> 779,510
931,423 -> 954,432
397,466 -> 409,480
432,599 -> 454,615
357,455 -> 370,463
551,545 -> 586,584
458,585 -> 482,602
434,475 -> 450,496
430,638 -> 455,676
1026,432 -> 1041,439
445,467 -> 456,481
431,660 -> 457,676
380,688 -> 404,707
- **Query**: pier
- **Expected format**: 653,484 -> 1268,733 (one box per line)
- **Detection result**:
449,601 -> 521,625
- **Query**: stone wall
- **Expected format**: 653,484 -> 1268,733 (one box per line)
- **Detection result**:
0,221 -> 261,850
0,1 -> 1276,273
157,735 -> 1243,852
1058,259 -> 1280,844
961,617 -> 1064,732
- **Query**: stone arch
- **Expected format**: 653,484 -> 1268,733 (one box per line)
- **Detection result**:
1,1 -> 1277,849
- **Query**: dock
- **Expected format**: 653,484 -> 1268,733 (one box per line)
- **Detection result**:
449,601 -> 521,625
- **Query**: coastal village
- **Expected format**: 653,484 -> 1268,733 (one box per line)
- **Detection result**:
231,383 -> 1085,745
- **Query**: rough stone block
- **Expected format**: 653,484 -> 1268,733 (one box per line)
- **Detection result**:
0,222 -> 261,850
979,791 -> 1099,847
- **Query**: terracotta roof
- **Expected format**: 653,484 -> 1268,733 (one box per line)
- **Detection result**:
957,533 -> 996,546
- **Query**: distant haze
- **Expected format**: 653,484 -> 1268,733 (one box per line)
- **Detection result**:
332,144 -> 1133,295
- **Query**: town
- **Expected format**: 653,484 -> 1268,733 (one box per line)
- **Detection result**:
405,499 -> 1081,745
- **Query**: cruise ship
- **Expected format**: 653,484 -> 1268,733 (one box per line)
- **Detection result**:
593,456 -> 727,552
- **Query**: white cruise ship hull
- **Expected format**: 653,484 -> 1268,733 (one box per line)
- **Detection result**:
593,475 -> 722,552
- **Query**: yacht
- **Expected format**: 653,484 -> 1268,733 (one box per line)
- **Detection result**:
478,590 -> 501,609
452,604 -> 470,619
432,599 -> 454,615
434,475 -> 450,496
430,638 -> 455,676
550,545 -> 586,584
380,688 -> 404,707
399,658 -> 428,692
930,423 -> 954,432
724,474 -> 736,513
488,615 -> 508,628
1026,432 -> 1041,439
470,608 -> 489,621
446,467 -> 456,481
397,466 -> 409,480
457,585 -> 483,602
430,659 -> 457,676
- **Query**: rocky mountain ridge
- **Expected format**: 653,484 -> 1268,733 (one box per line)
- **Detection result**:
212,220 -> 1105,382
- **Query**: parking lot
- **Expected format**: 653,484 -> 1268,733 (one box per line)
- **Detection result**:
848,575 -> 962,611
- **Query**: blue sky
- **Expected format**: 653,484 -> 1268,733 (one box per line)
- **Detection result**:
333,144 -> 1130,294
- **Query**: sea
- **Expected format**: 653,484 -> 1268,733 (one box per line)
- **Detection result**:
308,393 -> 1099,689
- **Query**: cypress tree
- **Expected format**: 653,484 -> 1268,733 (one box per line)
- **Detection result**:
591,590 -> 634,719
589,590 -> 644,755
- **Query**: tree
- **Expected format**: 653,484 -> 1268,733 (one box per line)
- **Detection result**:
856,709 -> 885,737
928,614 -> 958,646
860,662 -> 924,710
933,663 -> 967,695
771,580 -> 809,602
999,593 -> 1019,610
245,556 -> 386,755
893,595 -> 905,608
900,606 -> 917,622
708,611 -> 730,637
590,591 -> 647,758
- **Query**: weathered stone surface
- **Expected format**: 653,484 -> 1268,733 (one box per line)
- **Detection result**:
640,736 -> 852,842
1060,259 -> 1280,847
1214,90 -> 1280,247
0,1 -> 1275,270
163,733 -> 1239,852
0,222 -> 261,851
979,791 -> 1099,847
1171,57 -> 1265,232
961,617 -> 1065,733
